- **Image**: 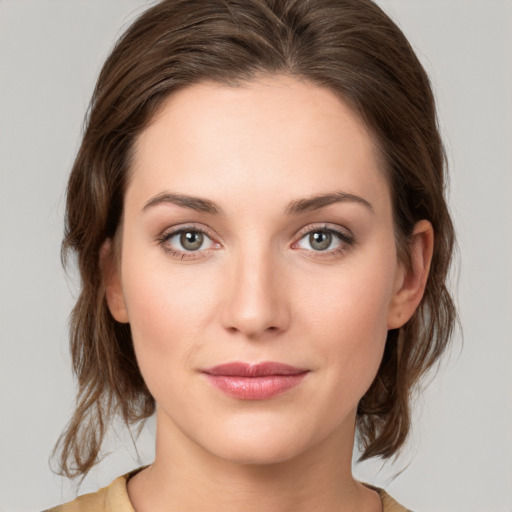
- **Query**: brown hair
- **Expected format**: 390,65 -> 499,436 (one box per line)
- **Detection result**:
56,0 -> 456,477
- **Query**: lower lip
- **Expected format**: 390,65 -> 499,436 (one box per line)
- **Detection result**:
204,373 -> 308,400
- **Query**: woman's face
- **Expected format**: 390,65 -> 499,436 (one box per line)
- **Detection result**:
107,76 -> 411,465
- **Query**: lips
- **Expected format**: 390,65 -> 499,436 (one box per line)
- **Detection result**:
202,362 -> 309,400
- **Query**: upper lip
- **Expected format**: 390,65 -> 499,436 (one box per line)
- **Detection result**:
202,362 -> 309,377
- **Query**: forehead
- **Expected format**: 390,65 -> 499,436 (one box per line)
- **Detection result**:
128,76 -> 390,215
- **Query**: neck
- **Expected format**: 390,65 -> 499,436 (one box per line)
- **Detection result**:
127,411 -> 381,512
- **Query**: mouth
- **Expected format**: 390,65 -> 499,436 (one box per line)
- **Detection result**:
201,362 -> 309,400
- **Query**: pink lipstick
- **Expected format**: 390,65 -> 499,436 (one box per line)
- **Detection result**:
202,362 -> 309,400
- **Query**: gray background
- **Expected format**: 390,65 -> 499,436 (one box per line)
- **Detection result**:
1,1 -> 511,511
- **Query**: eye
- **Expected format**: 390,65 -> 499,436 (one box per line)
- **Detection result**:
167,229 -> 214,251
295,226 -> 354,253
175,230 -> 208,251
159,227 -> 218,256
302,231 -> 335,251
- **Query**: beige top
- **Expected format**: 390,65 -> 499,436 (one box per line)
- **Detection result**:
46,471 -> 411,512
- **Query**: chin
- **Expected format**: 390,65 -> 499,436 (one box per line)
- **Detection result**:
211,435 -> 305,466
194,414 -> 323,467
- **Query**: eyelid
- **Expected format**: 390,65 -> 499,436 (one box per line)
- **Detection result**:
293,223 -> 354,243
157,223 -> 222,259
291,223 -> 355,255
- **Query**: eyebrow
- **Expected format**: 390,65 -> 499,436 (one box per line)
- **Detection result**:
285,191 -> 374,215
142,190 -> 373,215
142,192 -> 221,214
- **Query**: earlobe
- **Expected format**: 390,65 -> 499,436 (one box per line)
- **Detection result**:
100,239 -> 129,324
387,220 -> 434,329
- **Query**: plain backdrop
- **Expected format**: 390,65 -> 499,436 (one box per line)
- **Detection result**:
1,1 -> 511,511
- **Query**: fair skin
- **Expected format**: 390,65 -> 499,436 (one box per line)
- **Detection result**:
104,76 -> 433,512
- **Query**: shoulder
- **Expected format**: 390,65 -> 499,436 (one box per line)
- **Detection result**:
364,483 -> 413,512
377,488 -> 414,512
44,473 -> 134,512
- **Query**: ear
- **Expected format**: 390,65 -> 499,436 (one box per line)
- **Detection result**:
100,239 -> 129,323
387,220 -> 434,329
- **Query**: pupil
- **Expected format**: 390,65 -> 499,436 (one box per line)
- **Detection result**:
310,231 -> 331,251
181,231 -> 203,251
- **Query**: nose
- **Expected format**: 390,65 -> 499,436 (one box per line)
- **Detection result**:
221,247 -> 290,339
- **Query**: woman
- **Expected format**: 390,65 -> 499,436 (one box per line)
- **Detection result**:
48,0 -> 456,510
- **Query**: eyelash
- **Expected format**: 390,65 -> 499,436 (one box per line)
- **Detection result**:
292,224 -> 355,258
157,225 -> 220,260
156,223 -> 355,260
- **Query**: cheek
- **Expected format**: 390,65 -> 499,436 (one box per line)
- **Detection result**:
120,254 -> 207,369
298,254 -> 396,390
